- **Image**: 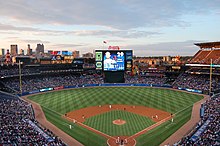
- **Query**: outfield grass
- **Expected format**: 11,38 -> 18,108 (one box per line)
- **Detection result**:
28,87 -> 203,146
84,110 -> 155,136
136,105 -> 193,146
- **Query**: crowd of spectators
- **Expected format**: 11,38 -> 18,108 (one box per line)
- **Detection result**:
0,92 -> 66,145
4,74 -> 104,93
2,71 -> 220,94
1,64 -> 220,93
173,73 -> 220,92
3,74 -> 169,93
125,75 -> 167,85
178,94 -> 220,145
0,65 -> 39,77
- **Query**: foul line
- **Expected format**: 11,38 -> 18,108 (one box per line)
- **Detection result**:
127,115 -> 172,140
174,104 -> 193,115
126,103 -> 195,140
64,115 -> 116,140
34,104 -> 117,141
40,105 -> 63,116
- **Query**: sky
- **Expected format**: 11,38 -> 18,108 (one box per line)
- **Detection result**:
0,0 -> 220,57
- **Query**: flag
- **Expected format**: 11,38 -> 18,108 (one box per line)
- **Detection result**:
103,40 -> 107,44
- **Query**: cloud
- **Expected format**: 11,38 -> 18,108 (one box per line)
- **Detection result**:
68,40 -> 205,57
105,39 -> 127,43
1,1 -> 219,56
0,23 -> 65,36
122,40 -> 203,56
0,23 -> 39,31
0,31 -> 17,35
21,39 -> 50,44
4,37 -> 20,40
71,30 -> 161,38
4,36 -> 50,44
0,23 -> 161,38
1,0 -> 220,29
49,43 -> 86,49
2,37 -> 50,50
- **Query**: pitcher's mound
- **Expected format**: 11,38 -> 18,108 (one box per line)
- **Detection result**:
113,119 -> 126,125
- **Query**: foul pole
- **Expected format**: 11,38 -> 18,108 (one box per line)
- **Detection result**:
19,60 -> 22,95
209,59 -> 212,96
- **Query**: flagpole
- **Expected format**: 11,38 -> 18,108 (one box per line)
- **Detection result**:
103,40 -> 108,49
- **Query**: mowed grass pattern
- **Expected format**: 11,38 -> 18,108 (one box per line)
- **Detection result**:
84,110 -> 155,136
29,87 -> 202,114
28,87 -> 203,146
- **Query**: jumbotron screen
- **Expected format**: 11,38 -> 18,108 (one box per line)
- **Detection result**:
103,51 -> 125,71
95,50 -> 132,71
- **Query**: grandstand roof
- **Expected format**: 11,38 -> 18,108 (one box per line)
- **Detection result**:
194,42 -> 220,49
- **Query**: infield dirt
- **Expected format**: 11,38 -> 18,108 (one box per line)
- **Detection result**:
64,104 -> 171,123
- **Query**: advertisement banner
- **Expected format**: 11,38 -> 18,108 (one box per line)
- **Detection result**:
54,86 -> 64,90
39,88 -> 53,92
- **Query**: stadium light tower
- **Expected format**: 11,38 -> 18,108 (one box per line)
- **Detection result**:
19,60 -> 22,94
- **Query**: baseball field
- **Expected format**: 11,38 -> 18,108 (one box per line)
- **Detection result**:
28,87 -> 203,146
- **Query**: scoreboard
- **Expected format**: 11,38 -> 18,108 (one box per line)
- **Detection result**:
95,50 -> 132,72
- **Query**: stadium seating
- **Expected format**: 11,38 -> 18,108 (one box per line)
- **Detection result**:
3,74 -> 103,93
3,74 -> 169,93
0,64 -> 40,77
190,50 -> 210,63
125,75 -> 167,85
1,66 -> 220,145
204,49 -> 220,64
178,94 -> 220,145
3,72 -> 220,94
0,92 -> 66,145
173,73 -> 220,93
190,49 -> 220,64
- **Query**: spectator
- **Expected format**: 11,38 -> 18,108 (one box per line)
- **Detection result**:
0,92 -> 66,145
178,94 -> 220,145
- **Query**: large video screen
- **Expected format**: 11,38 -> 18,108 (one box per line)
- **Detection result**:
103,51 -> 125,71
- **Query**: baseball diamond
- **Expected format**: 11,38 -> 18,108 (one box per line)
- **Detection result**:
27,87 -> 203,146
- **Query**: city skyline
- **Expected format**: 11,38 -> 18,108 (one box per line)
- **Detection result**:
0,0 -> 220,56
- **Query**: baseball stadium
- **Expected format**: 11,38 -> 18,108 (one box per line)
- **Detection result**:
0,41 -> 219,146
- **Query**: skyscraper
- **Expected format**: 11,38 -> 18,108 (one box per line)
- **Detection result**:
10,45 -> 18,56
19,49 -> 24,55
36,44 -> 44,55
0,48 -> 5,56
27,44 -> 32,56
5,49 -> 11,63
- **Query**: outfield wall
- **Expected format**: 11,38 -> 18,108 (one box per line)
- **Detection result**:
19,83 -> 204,96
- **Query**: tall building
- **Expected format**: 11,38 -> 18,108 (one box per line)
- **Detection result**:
36,44 -> 44,55
19,49 -> 24,55
0,48 -> 5,56
5,49 -> 11,63
72,50 -> 80,58
10,44 -> 18,56
27,44 -> 32,56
